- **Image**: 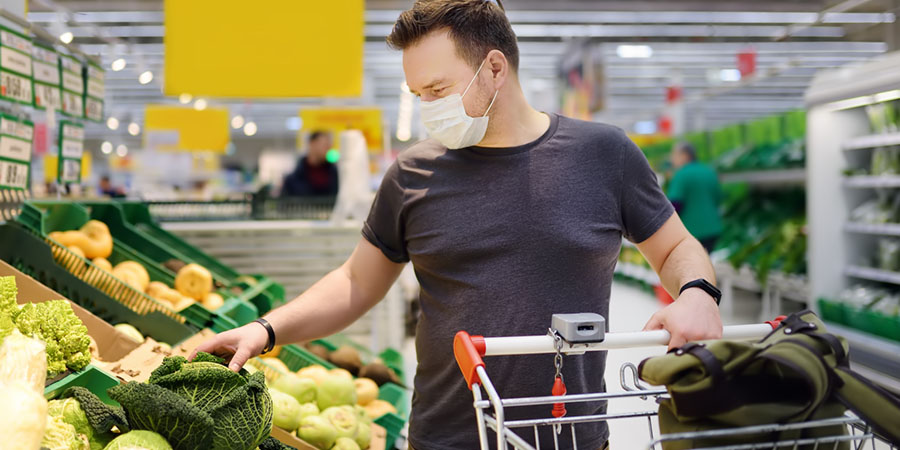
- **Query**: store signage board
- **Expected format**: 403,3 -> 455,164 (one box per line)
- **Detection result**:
144,105 -> 229,152
164,0 -> 363,97
0,114 -> 33,190
33,44 -> 62,110
84,63 -> 104,122
60,54 -> 84,118
299,107 -> 383,152
0,26 -> 33,105
57,121 -> 84,183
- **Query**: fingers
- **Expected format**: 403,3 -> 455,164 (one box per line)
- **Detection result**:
229,346 -> 253,372
190,334 -> 223,360
667,334 -> 687,351
642,312 -> 664,332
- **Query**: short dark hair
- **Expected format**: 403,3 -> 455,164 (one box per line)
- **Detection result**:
675,142 -> 697,161
387,0 -> 519,72
309,130 -> 329,143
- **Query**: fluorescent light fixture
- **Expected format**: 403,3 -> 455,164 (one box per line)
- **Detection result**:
111,58 -> 126,71
720,69 -> 742,82
193,99 -> 207,111
179,93 -> 193,104
231,115 -> 245,129
617,44 -> 653,59
634,120 -> 658,135
127,122 -> 141,136
825,89 -> 900,111
59,31 -> 74,44
285,117 -> 302,131
138,70 -> 153,84
101,141 -> 113,154
106,117 -> 119,130
115,144 -> 128,157
243,121 -> 258,136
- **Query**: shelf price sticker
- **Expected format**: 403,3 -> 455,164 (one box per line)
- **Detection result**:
0,114 -> 33,190
58,121 -> 84,183
32,44 -> 61,110
60,55 -> 84,117
84,63 -> 104,122
0,27 -> 33,105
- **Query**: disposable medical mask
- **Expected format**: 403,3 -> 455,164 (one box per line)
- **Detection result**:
420,59 -> 499,149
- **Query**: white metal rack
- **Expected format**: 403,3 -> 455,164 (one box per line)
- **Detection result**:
719,168 -> 807,186
806,50 -> 900,386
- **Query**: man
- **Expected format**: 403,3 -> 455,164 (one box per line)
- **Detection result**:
667,142 -> 723,253
281,130 -> 339,197
196,1 -> 723,448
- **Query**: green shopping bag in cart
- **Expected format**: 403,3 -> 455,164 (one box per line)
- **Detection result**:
638,310 -> 900,450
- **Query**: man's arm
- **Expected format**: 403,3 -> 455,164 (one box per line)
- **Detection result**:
194,238 -> 405,370
635,214 -> 722,348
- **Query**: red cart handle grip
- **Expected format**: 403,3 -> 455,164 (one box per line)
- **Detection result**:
454,331 -> 486,389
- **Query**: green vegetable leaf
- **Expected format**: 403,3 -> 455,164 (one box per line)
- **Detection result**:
109,382 -> 214,450
62,387 -> 129,435
208,371 -> 272,450
258,436 -> 297,450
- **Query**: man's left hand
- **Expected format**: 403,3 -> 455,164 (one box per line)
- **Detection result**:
642,288 -> 723,349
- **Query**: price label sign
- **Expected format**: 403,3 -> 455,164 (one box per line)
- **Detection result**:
0,114 -> 33,190
60,55 -> 84,118
84,62 -> 104,122
0,27 -> 33,105
32,44 -> 61,110
58,121 -> 83,183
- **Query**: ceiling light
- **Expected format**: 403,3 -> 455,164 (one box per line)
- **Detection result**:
634,120 -> 658,135
243,121 -> 258,136
111,58 -> 126,72
138,70 -> 153,84
127,122 -> 141,136
616,44 -> 653,59
178,93 -> 192,104
106,117 -> 119,130
285,117 -> 302,131
59,31 -> 74,44
115,144 -> 128,157
194,99 -> 207,111
231,115 -> 245,129
720,69 -> 742,82
101,141 -> 113,154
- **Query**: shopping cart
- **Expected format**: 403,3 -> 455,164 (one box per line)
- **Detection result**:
453,314 -> 896,450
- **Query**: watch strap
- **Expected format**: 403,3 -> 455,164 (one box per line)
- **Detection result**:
253,318 -> 276,354
679,279 -> 722,305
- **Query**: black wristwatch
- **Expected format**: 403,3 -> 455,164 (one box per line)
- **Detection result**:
253,318 -> 276,354
679,279 -> 722,306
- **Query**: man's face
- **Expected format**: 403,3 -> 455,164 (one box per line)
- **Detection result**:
403,30 -> 493,117
310,135 -> 332,159
671,148 -> 689,169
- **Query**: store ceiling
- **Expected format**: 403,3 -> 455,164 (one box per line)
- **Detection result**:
25,0 -> 897,146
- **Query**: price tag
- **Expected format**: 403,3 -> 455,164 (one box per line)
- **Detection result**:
0,29 -> 31,54
62,70 -> 84,94
85,97 -> 103,121
34,83 -> 62,110
0,115 -> 34,141
0,135 -> 31,162
0,158 -> 28,189
0,46 -> 31,76
0,70 -> 32,104
62,90 -> 83,117
58,121 -> 84,184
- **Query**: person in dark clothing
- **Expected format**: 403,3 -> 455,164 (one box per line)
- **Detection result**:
667,142 -> 723,253
281,130 -> 339,197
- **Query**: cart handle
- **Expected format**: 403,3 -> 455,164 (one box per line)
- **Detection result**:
454,317 -> 786,390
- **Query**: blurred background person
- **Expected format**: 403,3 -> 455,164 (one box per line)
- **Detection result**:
281,130 -> 339,197
98,175 -> 125,198
667,142 -> 722,253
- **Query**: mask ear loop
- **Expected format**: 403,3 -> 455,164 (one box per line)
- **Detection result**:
462,58 -> 489,98
482,90 -> 499,117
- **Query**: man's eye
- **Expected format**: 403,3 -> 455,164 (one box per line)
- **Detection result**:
433,87 -> 445,95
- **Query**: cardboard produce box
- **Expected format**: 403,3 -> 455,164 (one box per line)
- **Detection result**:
0,259 -> 141,363
95,329 -> 216,383
270,423 -> 387,450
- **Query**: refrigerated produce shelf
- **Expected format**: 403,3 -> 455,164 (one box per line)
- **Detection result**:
842,131 -> 900,151
845,265 -> 900,285
720,168 -> 806,186
842,175 -> 900,188
844,221 -> 900,236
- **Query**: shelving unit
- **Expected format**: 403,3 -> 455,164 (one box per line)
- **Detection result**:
719,169 -> 806,186
806,50 -> 900,388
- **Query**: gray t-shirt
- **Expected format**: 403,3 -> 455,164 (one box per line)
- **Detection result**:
362,113 -> 674,450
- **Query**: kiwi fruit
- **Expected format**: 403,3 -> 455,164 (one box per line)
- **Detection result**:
306,343 -> 332,362
329,345 -> 363,376
359,361 -> 401,387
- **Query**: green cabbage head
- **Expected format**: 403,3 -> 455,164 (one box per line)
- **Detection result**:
108,352 -> 273,450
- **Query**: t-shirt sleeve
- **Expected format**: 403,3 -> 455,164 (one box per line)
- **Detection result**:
361,161 -> 410,263
619,137 -> 675,244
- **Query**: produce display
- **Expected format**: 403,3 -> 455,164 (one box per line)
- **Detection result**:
866,99 -> 900,134
0,332 -> 49,450
305,343 -> 402,386
0,276 -> 91,376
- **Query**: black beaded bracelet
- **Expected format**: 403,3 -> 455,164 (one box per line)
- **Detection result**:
254,318 -> 276,354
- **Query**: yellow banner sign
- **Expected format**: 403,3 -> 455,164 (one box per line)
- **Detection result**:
164,0 -> 363,98
300,108 -> 383,152
144,105 -> 230,153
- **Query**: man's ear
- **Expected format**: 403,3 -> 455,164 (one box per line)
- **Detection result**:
485,49 -> 509,90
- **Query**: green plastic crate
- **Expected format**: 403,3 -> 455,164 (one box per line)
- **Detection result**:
0,223 -> 197,344
16,201 -> 256,329
44,365 -> 120,406
817,298 -> 849,326
845,307 -> 900,342
116,201 -> 286,308
311,334 -> 405,384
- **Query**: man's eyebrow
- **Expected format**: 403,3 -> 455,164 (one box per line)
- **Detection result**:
411,79 -> 446,96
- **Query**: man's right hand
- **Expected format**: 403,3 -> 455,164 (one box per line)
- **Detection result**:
192,321 -> 269,372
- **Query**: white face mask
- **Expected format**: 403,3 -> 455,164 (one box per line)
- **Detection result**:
420,59 -> 499,149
